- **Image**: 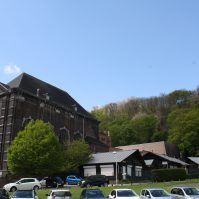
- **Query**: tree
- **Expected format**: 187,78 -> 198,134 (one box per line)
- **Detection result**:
131,113 -> 158,143
64,140 -> 91,172
168,108 -> 199,156
8,120 -> 65,176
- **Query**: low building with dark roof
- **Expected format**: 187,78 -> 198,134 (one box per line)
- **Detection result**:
0,73 -> 108,177
80,150 -> 146,183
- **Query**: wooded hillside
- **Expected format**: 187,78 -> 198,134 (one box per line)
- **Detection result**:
91,88 -> 199,156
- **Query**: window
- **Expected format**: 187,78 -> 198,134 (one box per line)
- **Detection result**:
0,133 -> 3,142
135,166 -> 142,177
100,165 -> 114,176
0,118 -> 4,125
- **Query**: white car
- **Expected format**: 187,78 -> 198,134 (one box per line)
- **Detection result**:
46,190 -> 72,199
11,190 -> 38,199
3,178 -> 41,192
140,188 -> 172,199
108,189 -> 140,199
171,186 -> 199,199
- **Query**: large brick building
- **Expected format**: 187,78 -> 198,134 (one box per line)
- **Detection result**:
0,73 -> 108,177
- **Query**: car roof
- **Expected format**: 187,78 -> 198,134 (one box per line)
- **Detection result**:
114,189 -> 133,191
142,188 -> 166,191
51,190 -> 70,192
172,187 -> 194,189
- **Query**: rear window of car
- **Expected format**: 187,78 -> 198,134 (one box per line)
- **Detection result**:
12,191 -> 33,198
53,191 -> 71,197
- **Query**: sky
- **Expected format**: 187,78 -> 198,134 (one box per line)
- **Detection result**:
0,0 -> 199,111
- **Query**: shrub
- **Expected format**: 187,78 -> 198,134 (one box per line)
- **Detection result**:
152,168 -> 186,182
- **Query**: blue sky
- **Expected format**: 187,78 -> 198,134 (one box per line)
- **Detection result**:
0,1 -> 199,111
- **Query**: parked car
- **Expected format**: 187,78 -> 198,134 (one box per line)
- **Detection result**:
11,190 -> 38,199
80,189 -> 106,199
45,176 -> 64,188
3,178 -> 41,192
171,187 -> 199,199
0,188 -> 9,199
80,175 -> 109,188
65,175 -> 84,185
46,189 -> 72,199
140,188 -> 172,199
39,177 -> 48,187
108,189 -> 140,199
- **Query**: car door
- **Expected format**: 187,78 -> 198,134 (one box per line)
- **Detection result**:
18,179 -> 28,190
26,179 -> 35,190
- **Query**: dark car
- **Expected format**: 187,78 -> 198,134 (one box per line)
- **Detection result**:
80,175 -> 109,188
11,190 -> 38,199
80,189 -> 106,199
0,188 -> 9,199
45,176 -> 64,188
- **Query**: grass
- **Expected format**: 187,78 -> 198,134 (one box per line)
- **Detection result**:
25,179 -> 199,199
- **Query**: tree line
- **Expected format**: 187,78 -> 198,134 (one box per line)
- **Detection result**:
91,88 -> 199,157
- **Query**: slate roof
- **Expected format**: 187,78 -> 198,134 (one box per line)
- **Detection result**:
187,157 -> 199,165
87,150 -> 138,164
7,73 -> 94,119
142,151 -> 188,166
157,154 -> 188,166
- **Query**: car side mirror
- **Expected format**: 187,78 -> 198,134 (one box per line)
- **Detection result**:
146,195 -> 151,198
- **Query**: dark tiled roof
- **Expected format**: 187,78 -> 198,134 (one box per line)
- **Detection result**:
7,73 -> 94,119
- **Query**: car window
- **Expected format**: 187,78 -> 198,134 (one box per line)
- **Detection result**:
53,191 -> 71,197
145,190 -> 151,197
171,189 -> 178,194
117,190 -> 135,197
177,189 -> 184,196
111,190 -> 116,196
12,191 -> 33,198
86,190 -> 104,198
184,188 -> 199,196
150,190 -> 169,197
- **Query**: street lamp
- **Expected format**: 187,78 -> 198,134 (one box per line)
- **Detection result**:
113,151 -> 118,185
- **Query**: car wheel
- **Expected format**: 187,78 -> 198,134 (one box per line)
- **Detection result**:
10,187 -> 17,192
86,183 -> 91,188
33,186 -> 39,191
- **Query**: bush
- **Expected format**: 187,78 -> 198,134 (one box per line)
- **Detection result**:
152,168 -> 186,182
186,173 -> 199,179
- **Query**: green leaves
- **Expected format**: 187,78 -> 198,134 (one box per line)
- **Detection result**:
8,120 -> 65,176
64,140 -> 91,172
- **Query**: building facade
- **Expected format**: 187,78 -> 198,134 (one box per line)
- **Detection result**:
0,73 -> 108,177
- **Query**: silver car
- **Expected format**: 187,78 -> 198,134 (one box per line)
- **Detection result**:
140,188 -> 172,199
171,187 -> 199,199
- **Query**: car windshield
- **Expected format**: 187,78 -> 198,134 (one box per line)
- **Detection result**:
184,188 -> 199,195
150,190 -> 169,197
12,191 -> 33,198
53,191 -> 71,197
117,190 -> 136,197
86,190 -> 104,198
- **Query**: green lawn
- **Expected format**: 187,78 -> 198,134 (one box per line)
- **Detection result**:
34,179 -> 199,199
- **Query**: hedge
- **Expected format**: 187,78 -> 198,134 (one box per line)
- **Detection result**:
151,168 -> 186,182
